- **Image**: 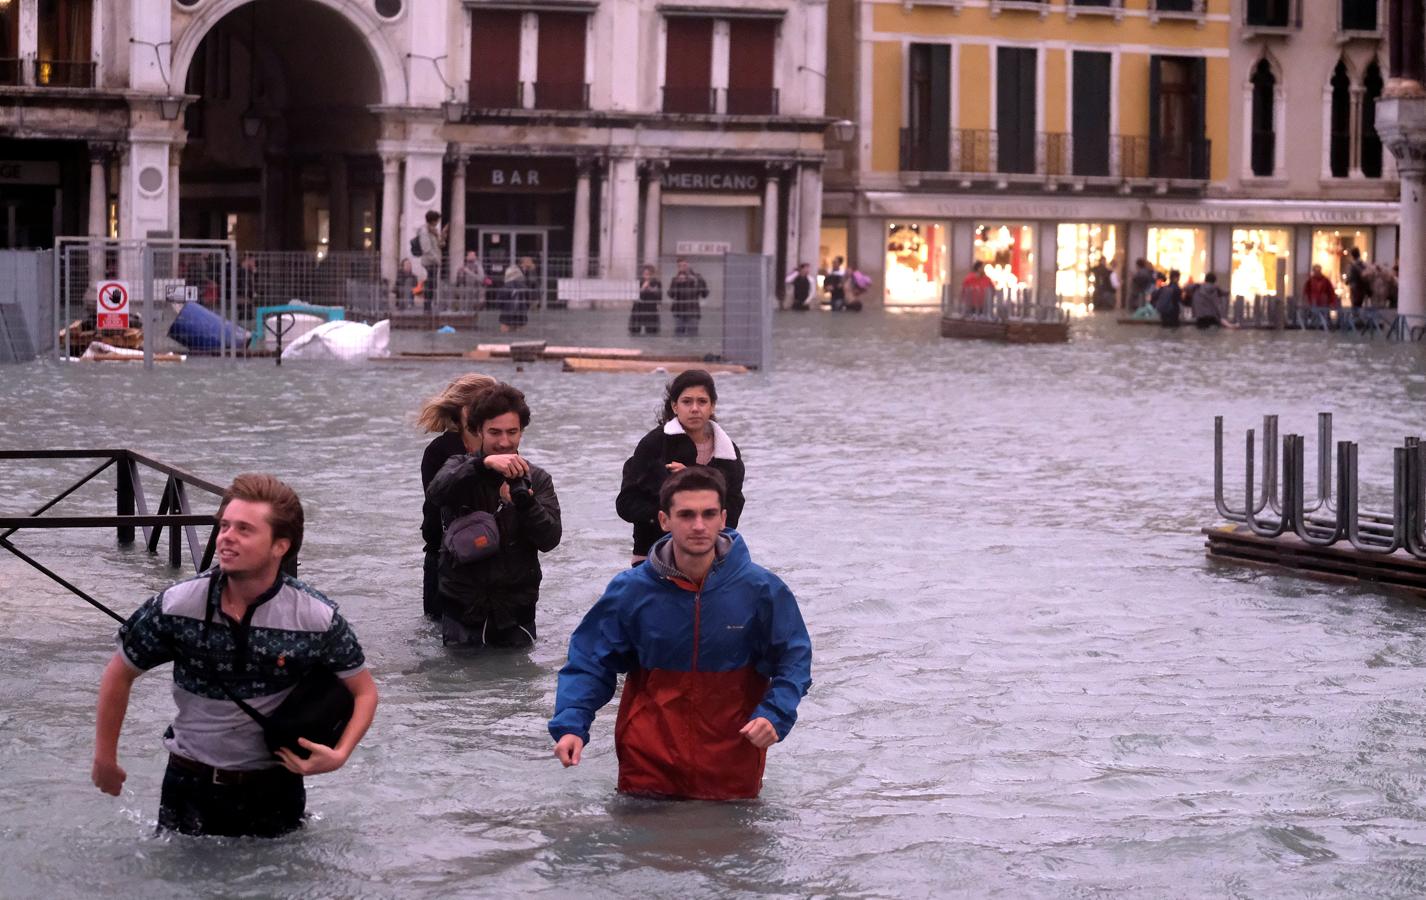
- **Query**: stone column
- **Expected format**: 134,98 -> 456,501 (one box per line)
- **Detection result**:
761,165 -> 781,262
448,151 -> 468,284
641,159 -> 666,266
379,153 -> 401,289
607,157 -> 640,277
168,155 -> 180,236
1377,95 -> 1426,318
87,145 -> 108,238
572,157 -> 593,276
797,164 -> 824,276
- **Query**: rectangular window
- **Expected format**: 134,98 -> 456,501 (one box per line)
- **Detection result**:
664,17 -> 715,113
1340,0 -> 1378,30
727,19 -> 778,115
1155,0 -> 1196,10
1149,55 -> 1207,179
535,13 -> 588,110
996,48 -> 1037,175
1245,0 -> 1291,27
0,0 -> 18,86
904,44 -> 950,171
1071,52 -> 1111,177
37,0 -> 93,87
470,10 -> 523,108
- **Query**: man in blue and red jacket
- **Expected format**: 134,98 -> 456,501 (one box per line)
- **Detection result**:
549,467 -> 812,800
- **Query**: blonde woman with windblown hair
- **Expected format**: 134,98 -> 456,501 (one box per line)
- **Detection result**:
416,373 -> 497,619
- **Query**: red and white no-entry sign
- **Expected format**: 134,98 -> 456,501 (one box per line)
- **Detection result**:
96,281 -> 130,329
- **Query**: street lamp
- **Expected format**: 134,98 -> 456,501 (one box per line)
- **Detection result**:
159,95 -> 183,120
443,98 -> 464,123
831,119 -> 855,143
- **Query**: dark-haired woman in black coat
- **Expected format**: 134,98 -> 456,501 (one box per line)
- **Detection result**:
616,369 -> 745,565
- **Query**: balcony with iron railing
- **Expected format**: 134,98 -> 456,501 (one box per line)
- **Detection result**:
724,87 -> 779,116
34,58 -> 96,88
467,80 -> 524,110
900,127 -> 1212,184
532,81 -> 590,111
0,57 -> 23,87
1149,0 -> 1205,23
1066,0 -> 1125,21
662,85 -> 717,114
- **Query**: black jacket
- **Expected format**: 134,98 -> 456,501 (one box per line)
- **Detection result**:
421,431 -> 467,551
615,423 -> 745,556
427,453 -> 562,627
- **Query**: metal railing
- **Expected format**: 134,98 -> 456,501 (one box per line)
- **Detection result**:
662,85 -> 717,114
941,284 -> 1069,324
725,87 -> 779,115
34,58 -> 96,88
0,449 -> 228,623
0,57 -> 23,87
1214,414 -> 1426,559
468,81 -> 523,109
532,80 -> 590,111
899,129 -> 1210,182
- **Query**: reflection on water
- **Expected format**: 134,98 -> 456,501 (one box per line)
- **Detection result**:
6,312 -> 1426,896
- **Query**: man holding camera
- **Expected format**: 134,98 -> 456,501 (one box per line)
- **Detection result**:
427,383 -> 562,647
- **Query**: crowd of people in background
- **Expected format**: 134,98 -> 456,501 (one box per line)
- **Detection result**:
784,255 -> 867,312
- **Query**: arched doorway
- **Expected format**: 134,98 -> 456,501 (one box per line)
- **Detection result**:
177,0 -> 384,254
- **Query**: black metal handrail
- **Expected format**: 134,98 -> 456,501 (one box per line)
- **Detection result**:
724,87 -> 779,115
532,80 -> 590,111
468,80 -> 523,109
0,449 -> 230,623
662,85 -> 716,114
34,58 -> 96,88
0,57 -> 23,87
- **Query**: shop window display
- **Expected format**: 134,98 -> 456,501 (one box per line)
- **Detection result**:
884,221 -> 948,306
1146,227 -> 1208,285
974,224 -> 1035,294
1230,228 -> 1291,302
1055,223 -> 1119,307
1310,228 -> 1372,295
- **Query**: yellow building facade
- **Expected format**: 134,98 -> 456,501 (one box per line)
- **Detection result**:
821,0 -> 1398,309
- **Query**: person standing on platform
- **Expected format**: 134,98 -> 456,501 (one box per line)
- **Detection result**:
550,466 -> 812,801
1129,258 -> 1157,310
959,261 -> 995,314
415,210 -> 447,310
91,474 -> 378,838
785,263 -> 813,311
824,256 -> 848,311
668,258 -> 709,337
630,264 -> 662,335
617,369 -> 745,567
416,373 -> 497,620
1191,272 -> 1228,328
1345,247 -> 1368,308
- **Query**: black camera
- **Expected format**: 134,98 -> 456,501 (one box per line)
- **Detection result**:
506,475 -> 532,497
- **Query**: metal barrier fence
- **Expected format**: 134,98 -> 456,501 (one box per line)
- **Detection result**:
28,243 -> 773,368
940,284 -> 1070,324
1214,413 -> 1426,558
0,250 -> 51,363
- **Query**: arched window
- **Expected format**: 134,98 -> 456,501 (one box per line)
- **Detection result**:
1250,59 -> 1276,177
1329,60 -> 1351,178
1361,60 -> 1384,178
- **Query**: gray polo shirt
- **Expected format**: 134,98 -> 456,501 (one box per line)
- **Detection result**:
118,570 -> 366,771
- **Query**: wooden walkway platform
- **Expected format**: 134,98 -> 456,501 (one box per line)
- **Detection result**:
941,317 -> 1069,344
1204,524 -> 1426,596
561,357 -> 748,374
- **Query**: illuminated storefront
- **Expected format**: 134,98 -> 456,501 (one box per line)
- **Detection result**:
884,221 -> 948,307
1311,227 -> 1373,296
1230,227 -> 1291,301
1146,226 -> 1209,284
974,223 -> 1035,293
1055,223 -> 1119,304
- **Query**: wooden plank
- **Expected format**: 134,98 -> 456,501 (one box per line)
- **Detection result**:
561,357 -> 749,375
1203,523 -> 1426,595
80,353 -> 184,363
477,343 -> 648,360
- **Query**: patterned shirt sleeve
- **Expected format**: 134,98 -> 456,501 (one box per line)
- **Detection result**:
117,594 -> 176,671
322,611 -> 367,676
